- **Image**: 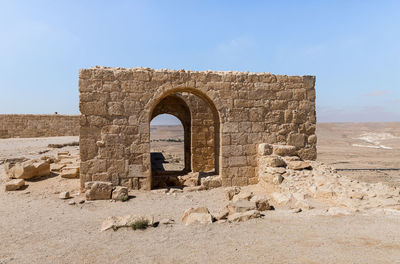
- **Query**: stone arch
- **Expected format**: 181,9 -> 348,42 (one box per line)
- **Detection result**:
147,87 -> 222,189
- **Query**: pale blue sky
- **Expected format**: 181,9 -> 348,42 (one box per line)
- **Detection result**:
1,0 -> 399,124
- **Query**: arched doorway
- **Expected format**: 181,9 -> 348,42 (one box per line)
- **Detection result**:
150,94 -> 191,188
148,89 -> 221,189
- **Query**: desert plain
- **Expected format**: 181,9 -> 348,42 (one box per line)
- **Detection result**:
0,122 -> 399,264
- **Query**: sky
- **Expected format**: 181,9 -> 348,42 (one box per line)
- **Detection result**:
0,0 -> 399,125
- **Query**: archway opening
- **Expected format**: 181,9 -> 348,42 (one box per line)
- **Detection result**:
148,91 -> 221,189
150,114 -> 185,173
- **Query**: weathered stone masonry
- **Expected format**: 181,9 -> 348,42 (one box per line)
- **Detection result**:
79,67 -> 316,190
0,114 -> 79,139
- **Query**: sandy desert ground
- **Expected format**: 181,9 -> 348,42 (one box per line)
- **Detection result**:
0,123 -> 399,264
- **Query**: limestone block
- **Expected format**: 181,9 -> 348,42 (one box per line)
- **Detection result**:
287,161 -> 311,170
60,168 -> 79,179
257,143 -> 272,156
11,160 -> 50,180
182,207 -> 213,226
59,191 -> 70,199
51,163 -> 66,172
272,145 -> 296,156
308,134 -> 317,145
85,181 -> 113,200
263,156 -> 286,168
287,133 -> 306,148
112,186 -> 129,201
5,179 -> 25,191
200,175 -> 222,189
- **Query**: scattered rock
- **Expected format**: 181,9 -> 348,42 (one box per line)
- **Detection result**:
227,210 -> 261,222
101,215 -> 154,231
291,208 -> 302,213
169,188 -> 183,194
112,186 -> 128,201
182,207 -> 213,225
5,179 -> 25,191
183,186 -> 206,192
272,174 -> 284,185
159,218 -> 175,225
151,188 -> 169,194
60,168 -> 79,178
287,161 -> 311,170
225,187 -> 241,200
68,201 -> 76,205
232,190 -> 253,202
228,200 -> 257,214
270,192 -> 292,205
200,175 -> 222,189
8,160 -> 50,180
50,163 -> 66,172
178,172 -> 200,187
214,206 -> 230,220
264,156 -> 286,167
59,191 -> 70,199
85,181 -> 113,200
250,195 -> 271,211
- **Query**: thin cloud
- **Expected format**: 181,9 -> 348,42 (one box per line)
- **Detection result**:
363,90 -> 391,97
317,105 -> 400,122
217,37 -> 256,56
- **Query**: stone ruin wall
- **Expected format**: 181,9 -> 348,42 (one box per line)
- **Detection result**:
0,114 -> 80,139
79,67 -> 316,190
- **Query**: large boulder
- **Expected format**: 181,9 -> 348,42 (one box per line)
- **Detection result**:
5,179 -> 25,191
182,207 -> 213,225
85,181 -> 113,200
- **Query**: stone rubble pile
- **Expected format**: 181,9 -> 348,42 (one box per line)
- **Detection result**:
257,143 -> 400,212
4,151 -> 80,191
181,188 -> 271,226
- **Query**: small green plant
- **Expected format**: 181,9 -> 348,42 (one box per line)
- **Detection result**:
120,195 -> 129,202
131,218 -> 149,230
